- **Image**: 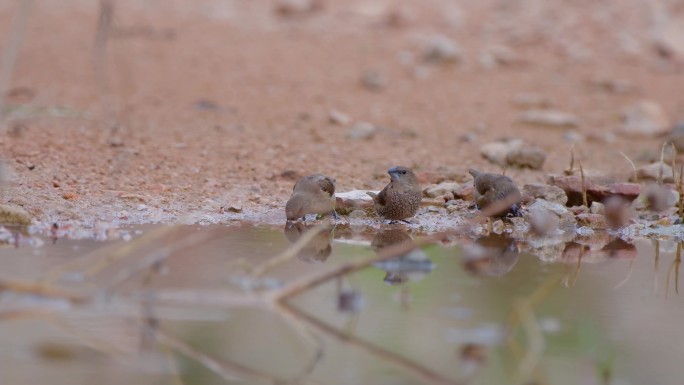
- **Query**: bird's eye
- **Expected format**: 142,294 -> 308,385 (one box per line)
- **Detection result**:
401,170 -> 406,175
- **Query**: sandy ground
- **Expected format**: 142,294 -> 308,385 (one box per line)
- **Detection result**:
1,0 -> 684,232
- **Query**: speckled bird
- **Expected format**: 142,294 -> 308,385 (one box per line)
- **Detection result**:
285,174 -> 336,221
368,166 -> 422,221
469,168 -> 521,217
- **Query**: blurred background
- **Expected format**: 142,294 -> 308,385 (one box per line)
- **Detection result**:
0,0 -> 683,224
1,2 -> 684,384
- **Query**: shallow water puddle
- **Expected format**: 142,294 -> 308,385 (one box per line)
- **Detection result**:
0,224 -> 683,385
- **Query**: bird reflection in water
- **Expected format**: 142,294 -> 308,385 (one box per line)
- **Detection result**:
371,229 -> 435,286
283,221 -> 334,263
462,234 -> 519,277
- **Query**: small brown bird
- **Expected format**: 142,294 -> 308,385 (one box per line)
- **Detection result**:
469,169 -> 521,217
368,166 -> 422,221
285,174 -> 337,221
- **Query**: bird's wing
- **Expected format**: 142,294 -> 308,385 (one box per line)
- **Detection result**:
317,177 -> 335,197
375,185 -> 389,206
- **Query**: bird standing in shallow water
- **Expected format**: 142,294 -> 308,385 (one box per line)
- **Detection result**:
285,174 -> 337,221
469,168 -> 521,217
368,166 -> 422,221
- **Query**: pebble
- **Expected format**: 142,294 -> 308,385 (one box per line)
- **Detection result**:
576,213 -> 608,229
527,206 -> 559,235
522,184 -> 568,205
480,138 -> 546,169
519,109 -> 578,127
347,122 -> 377,140
547,174 -> 641,206
422,34 -> 462,64
621,100 -> 670,137
0,204 -> 32,226
589,201 -> 605,215
511,93 -> 551,108
527,198 -> 568,216
275,0 -> 322,16
424,182 -> 460,198
505,147 -> 546,170
360,70 -> 387,91
329,110 -> 351,125
633,162 -> 675,183
668,121 -> 684,152
479,45 -> 519,69
652,16 -> 684,60
336,190 -> 374,214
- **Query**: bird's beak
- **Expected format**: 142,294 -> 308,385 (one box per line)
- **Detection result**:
388,167 -> 400,181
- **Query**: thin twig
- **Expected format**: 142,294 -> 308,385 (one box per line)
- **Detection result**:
156,331 -> 272,383
105,227 -> 225,290
618,151 -> 637,183
250,222 -> 329,277
564,145 -> 575,176
578,160 -> 588,207
279,303 -> 462,385
613,259 -> 634,290
0,276 -> 85,302
654,240 -> 660,295
40,225 -> 179,286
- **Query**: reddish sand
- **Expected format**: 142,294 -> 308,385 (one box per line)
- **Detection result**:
1,0 -> 683,229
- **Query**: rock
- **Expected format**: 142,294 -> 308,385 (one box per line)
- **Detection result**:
527,206 -> 559,235
347,122 -> 377,140
480,138 -> 523,166
222,205 -> 242,213
547,174 -> 641,206
527,198 -> 568,216
275,0 -> 322,16
576,213 -> 608,229
505,147 -> 546,169
336,190 -> 374,214
563,130 -> 585,143
480,138 -> 546,169
519,109 -> 578,127
522,184 -> 568,205
422,35 -> 462,64
454,184 -> 474,201
589,201 -> 605,215
348,209 -> 367,218
329,110 -> 351,125
512,93 -> 552,108
668,121 -> 684,152
633,162 -> 675,183
424,182 -> 460,198
0,204 -> 31,226
360,70 -> 387,91
415,168 -> 468,184
479,45 -> 520,69
621,100 -> 670,137
653,16 -> 684,60
590,77 -> 635,94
